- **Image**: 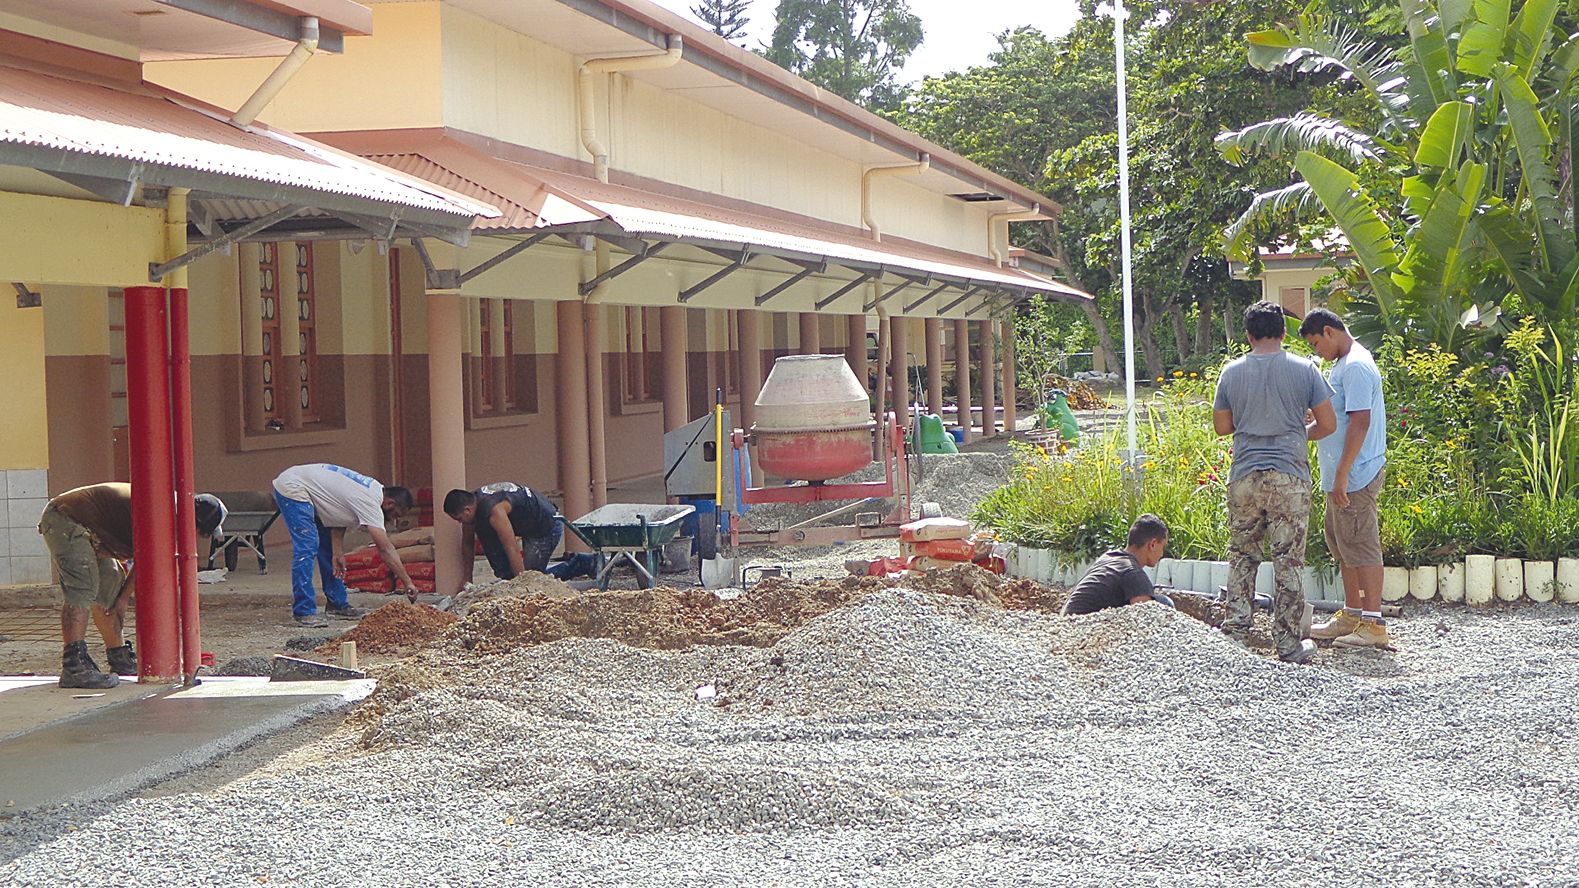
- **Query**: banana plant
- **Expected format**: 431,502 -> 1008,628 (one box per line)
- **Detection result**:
1216,0 -> 1578,350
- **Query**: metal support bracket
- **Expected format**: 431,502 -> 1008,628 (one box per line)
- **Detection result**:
815,270 -> 876,310
904,282 -> 952,313
754,263 -> 821,306
863,277 -> 914,312
578,241 -> 667,296
938,285 -> 986,314
410,238 -> 460,290
460,232 -> 551,285
679,248 -> 752,303
150,204 -> 304,281
967,292 -> 1005,317
13,282 -> 41,309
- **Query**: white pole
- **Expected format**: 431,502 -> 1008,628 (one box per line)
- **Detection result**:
1114,0 -> 1139,468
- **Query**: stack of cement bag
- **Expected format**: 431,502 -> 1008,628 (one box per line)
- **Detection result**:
342,527 -> 437,594
858,518 -> 1009,577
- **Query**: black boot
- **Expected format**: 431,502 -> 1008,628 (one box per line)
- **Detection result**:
106,642 -> 137,676
60,640 -> 119,689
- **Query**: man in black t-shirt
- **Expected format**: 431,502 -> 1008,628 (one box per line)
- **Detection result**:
443,483 -> 562,593
1061,515 -> 1171,616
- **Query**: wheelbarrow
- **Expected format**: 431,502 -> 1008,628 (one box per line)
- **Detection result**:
560,503 -> 695,592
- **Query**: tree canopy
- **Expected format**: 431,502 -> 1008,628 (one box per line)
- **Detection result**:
764,0 -> 923,108
692,0 -> 751,42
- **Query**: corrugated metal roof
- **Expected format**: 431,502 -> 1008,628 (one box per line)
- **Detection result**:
0,64 -> 496,221
344,135 -> 1088,300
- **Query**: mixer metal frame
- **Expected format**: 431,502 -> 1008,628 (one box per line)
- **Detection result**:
726,410 -> 913,549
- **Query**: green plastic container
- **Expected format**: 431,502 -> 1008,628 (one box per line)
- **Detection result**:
1041,391 -> 1080,443
917,413 -> 958,454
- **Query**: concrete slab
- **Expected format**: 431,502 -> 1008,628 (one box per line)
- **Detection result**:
0,676 -> 372,813
0,677 -> 164,742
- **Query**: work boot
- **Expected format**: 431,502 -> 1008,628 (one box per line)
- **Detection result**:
294,613 -> 329,628
60,640 -> 119,689
1309,608 -> 1361,641
1334,618 -> 1391,650
325,605 -> 367,619
105,642 -> 137,676
1278,639 -> 1319,665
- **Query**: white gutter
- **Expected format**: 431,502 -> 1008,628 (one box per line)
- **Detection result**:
860,154 -> 930,242
988,205 -> 1042,268
578,35 -> 684,184
232,17 -> 320,128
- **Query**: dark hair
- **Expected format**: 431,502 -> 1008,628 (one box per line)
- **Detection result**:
1298,308 -> 1346,338
383,486 -> 415,514
442,488 -> 475,517
1243,300 -> 1288,341
194,499 -> 223,537
1127,514 -> 1169,548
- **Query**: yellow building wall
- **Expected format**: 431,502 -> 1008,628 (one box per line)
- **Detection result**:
145,3 -> 446,134
0,300 -> 48,470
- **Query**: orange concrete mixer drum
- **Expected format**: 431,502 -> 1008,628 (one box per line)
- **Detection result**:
750,355 -> 876,481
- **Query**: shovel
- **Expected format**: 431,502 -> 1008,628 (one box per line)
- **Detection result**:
701,555 -> 737,589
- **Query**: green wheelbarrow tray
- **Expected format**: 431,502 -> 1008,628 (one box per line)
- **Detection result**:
560,504 -> 695,591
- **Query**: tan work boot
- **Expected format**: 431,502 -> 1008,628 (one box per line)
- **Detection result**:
1334,618 -> 1391,650
1310,609 -> 1361,641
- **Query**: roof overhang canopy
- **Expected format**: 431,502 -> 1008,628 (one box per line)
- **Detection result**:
329,134 -> 1089,312
0,64 -> 496,274
0,0 -> 372,59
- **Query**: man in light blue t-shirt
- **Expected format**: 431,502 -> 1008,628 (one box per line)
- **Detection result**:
1212,301 -> 1337,664
1301,309 -> 1390,650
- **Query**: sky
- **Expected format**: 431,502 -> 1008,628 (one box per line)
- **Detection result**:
651,0 -> 1084,82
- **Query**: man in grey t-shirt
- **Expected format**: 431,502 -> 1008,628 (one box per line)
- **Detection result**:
1212,301 -> 1337,664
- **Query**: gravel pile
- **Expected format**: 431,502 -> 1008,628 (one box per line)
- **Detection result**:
5,588 -> 1579,887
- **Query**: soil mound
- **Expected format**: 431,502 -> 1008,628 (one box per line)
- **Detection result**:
318,602 -> 458,655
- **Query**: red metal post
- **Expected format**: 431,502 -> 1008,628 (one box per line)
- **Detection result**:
124,285 -> 180,682
169,287 -> 200,681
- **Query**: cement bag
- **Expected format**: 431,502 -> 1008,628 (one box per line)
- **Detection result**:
389,527 -> 435,548
343,547 -> 382,569
394,543 -> 436,563
343,565 -> 389,585
900,517 -> 972,542
901,538 -> 979,562
405,562 -> 437,580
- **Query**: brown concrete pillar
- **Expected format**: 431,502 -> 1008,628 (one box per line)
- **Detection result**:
799,312 -> 820,354
488,299 -> 508,412
978,319 -> 996,438
924,317 -> 943,417
661,305 -> 689,432
556,300 -> 591,531
890,315 -> 910,417
953,318 -> 972,444
427,294 -> 468,595
584,304 -> 607,508
738,309 -> 763,431
845,313 -> 867,393
1001,319 -> 1017,435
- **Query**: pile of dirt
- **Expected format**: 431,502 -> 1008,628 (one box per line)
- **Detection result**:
317,602 -> 458,655
451,572 -> 578,613
445,574 -> 892,655
1040,373 -> 1110,410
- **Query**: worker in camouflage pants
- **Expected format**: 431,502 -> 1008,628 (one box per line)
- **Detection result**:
1213,301 -> 1337,664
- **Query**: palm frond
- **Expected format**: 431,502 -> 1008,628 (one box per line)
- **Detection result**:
1216,114 -> 1389,167
1220,181 -> 1322,260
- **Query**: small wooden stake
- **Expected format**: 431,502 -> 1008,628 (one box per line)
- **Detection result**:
339,641 -> 358,670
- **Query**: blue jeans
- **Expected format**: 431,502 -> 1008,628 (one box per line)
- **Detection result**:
274,491 -> 350,617
481,521 -> 563,580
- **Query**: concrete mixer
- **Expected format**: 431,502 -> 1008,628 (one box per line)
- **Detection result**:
729,354 -> 916,549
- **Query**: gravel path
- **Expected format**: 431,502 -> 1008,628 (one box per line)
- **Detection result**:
4,593 -> 1578,887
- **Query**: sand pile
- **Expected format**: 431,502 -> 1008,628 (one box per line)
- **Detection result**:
452,572 -> 578,613
317,602 -> 457,655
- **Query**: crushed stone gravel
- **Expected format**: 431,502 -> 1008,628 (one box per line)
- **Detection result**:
4,586 -> 1578,887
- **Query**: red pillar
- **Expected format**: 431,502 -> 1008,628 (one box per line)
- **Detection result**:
124,286 -> 179,682
168,288 -> 200,680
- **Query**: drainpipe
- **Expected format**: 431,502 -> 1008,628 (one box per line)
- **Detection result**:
232,17 -> 319,128
987,204 -> 1042,268
861,154 -> 930,242
578,35 -> 684,184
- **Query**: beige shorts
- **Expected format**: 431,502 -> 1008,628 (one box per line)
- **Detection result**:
39,505 -> 125,610
1324,469 -> 1384,567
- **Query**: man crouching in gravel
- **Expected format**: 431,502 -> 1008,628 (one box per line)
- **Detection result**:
1062,515 -> 1173,615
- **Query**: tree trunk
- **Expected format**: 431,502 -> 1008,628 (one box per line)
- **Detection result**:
1137,289 -> 1164,381
1194,289 -> 1215,358
1081,300 -> 1120,374
1168,298 -> 1191,365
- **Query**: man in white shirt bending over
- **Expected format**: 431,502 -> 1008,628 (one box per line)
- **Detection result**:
272,463 -> 418,627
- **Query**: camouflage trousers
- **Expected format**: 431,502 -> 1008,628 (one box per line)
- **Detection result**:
1226,469 -> 1311,658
